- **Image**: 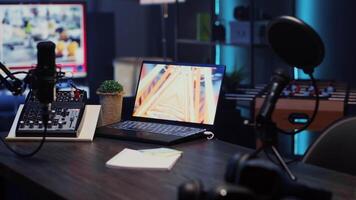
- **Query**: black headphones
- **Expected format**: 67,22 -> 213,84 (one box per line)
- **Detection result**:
179,153 -> 332,200
178,179 -> 257,200
224,154 -> 332,200
225,153 -> 252,183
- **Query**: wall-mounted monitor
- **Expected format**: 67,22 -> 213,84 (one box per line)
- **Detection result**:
140,0 -> 185,5
0,3 -> 87,78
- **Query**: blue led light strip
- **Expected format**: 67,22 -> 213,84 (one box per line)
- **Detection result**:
214,0 -> 220,64
215,0 -> 220,15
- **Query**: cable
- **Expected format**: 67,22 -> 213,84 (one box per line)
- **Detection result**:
5,71 -> 29,95
277,73 -> 320,135
0,105 -> 47,157
203,131 -> 214,140
0,71 -> 47,157
4,71 -> 28,79
69,82 -> 84,92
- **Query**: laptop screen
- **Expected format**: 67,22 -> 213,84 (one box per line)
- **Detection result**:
133,61 -> 225,125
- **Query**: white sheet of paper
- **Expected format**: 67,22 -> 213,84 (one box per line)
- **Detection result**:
106,148 -> 182,170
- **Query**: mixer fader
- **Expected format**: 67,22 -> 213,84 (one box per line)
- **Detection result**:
16,90 -> 87,137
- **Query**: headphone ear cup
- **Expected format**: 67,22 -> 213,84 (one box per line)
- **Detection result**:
225,154 -> 250,183
178,179 -> 204,200
238,160 -> 283,198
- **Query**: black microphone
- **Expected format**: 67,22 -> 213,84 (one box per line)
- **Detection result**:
32,41 -> 56,106
257,69 -> 290,124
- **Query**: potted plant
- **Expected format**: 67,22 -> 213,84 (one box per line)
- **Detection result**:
97,80 -> 124,127
224,68 -> 246,93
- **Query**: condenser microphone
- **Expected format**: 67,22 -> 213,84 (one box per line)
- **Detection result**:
257,69 -> 290,123
33,41 -> 56,106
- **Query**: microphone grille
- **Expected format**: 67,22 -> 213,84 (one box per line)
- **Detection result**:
37,41 -> 56,68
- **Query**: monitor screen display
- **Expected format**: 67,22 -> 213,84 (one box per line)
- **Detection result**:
0,3 -> 87,78
133,62 -> 225,125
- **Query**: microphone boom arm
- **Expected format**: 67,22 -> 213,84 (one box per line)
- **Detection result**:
0,62 -> 23,95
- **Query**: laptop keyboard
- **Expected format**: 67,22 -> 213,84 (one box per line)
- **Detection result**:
108,121 -> 206,137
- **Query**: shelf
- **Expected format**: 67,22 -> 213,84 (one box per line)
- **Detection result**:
176,38 -> 268,48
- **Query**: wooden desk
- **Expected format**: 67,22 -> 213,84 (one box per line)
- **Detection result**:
0,134 -> 355,200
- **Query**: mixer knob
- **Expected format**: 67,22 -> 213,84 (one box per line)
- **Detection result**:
19,120 -> 25,128
58,121 -> 63,129
29,121 -> 34,128
38,121 -> 43,129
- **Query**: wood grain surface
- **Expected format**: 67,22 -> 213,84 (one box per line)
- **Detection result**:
0,133 -> 354,200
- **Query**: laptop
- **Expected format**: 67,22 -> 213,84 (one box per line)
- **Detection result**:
96,61 -> 225,145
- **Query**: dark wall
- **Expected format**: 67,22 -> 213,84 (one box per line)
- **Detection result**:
174,0 -> 213,63
253,0 -> 295,84
90,0 -> 163,58
87,0 -> 165,103
296,1 -> 356,87
86,13 -> 116,103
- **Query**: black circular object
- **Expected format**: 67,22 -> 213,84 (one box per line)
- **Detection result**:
267,16 -> 325,74
178,180 -> 203,200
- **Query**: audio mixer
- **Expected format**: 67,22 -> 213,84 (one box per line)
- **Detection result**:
16,90 -> 87,137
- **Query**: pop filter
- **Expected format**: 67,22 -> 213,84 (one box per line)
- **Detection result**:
267,16 -> 325,74
266,16 -> 323,136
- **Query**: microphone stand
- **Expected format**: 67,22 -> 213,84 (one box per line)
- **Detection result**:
0,61 -> 48,157
0,62 -> 23,95
252,114 -> 297,181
